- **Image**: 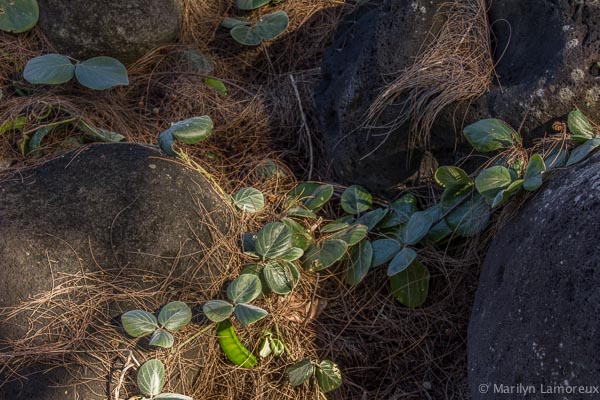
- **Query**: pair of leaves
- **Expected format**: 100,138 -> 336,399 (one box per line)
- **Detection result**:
203,274 -> 268,326
463,118 -> 517,152
243,260 -> 300,295
158,116 -> 213,156
230,11 -> 289,46
287,182 -> 334,211
288,359 -> 342,393
137,359 -> 192,400
121,302 -> 192,349
0,0 -> 39,33
24,54 -> 129,90
233,187 -> 265,213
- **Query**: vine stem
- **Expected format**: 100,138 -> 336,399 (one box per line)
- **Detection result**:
173,324 -> 214,354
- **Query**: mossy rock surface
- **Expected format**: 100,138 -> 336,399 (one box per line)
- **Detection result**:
37,0 -> 181,63
0,143 -> 232,399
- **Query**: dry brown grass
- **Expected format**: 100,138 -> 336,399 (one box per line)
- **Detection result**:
365,0 -> 494,156
0,1 -> 499,399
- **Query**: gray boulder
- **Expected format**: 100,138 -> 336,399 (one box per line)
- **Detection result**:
316,0 -> 600,192
37,0 -> 182,64
468,151 -> 600,399
0,143 -> 232,399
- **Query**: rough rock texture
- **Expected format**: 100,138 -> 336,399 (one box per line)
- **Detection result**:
37,0 -> 182,63
468,152 -> 600,399
316,0 -> 600,192
0,143 -> 232,399
316,0 -> 445,192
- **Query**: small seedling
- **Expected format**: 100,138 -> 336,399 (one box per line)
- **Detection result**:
226,11 -> 289,46
158,116 -> 213,156
121,301 -> 192,348
287,358 -> 342,393
203,274 -> 268,326
24,54 -> 129,90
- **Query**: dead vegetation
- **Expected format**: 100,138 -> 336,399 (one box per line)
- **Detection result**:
0,0 -> 493,399
366,0 -> 494,155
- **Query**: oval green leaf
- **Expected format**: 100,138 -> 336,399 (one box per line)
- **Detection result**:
316,360 -> 342,393
233,187 -> 265,213
357,208 -> 388,231
371,239 -> 402,267
158,301 -> 192,331
568,108 -> 595,143
148,329 -> 175,348
221,17 -> 251,29
340,185 -> 372,215
0,0 -> 38,33
137,359 -> 165,397
445,194 -> 490,238
321,216 -> 355,233
230,25 -> 262,46
566,137 -> 600,166
227,274 -> 262,304
387,247 -> 417,277
390,259 -> 430,308
281,218 -> 312,251
23,54 -> 75,85
303,184 -> 334,211
234,303 -> 268,326
165,116 -> 213,144
434,166 -> 471,189
288,359 -> 314,387
492,179 -> 523,208
544,148 -> 568,169
302,238 -> 347,272
255,10 -> 289,40
75,56 -> 129,90
255,222 -> 293,260
121,310 -> 158,337
286,207 -> 317,218
523,154 -> 546,192
475,166 -> 512,199
403,211 -> 434,246
330,223 -> 368,246
203,300 -> 234,322
281,247 -> 304,262
345,240 -> 373,286
263,260 -> 295,295
463,118 -> 516,152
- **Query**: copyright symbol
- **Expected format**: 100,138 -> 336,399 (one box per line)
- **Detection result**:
479,384 -> 489,394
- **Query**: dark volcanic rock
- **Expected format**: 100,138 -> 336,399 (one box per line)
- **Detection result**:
37,0 -> 182,63
316,0 -> 600,192
315,0 -> 445,192
468,152 -> 600,399
0,143 -> 232,399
